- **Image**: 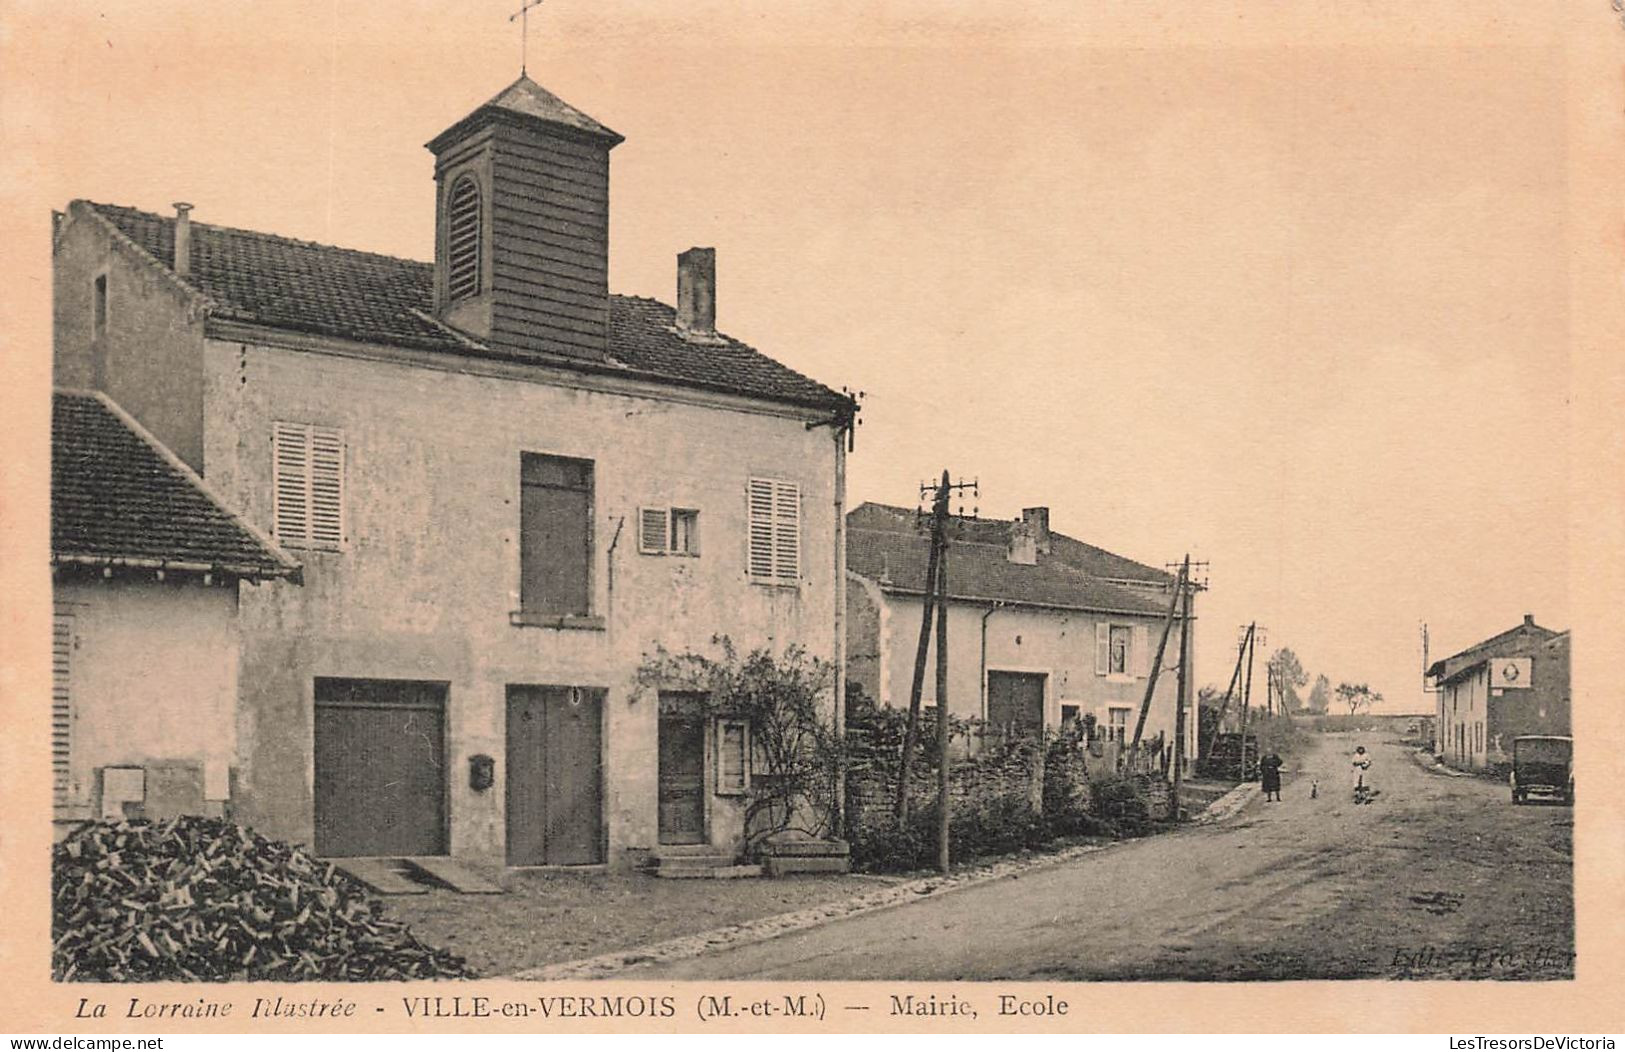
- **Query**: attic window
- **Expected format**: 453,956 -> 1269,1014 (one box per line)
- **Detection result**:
446,174 -> 482,301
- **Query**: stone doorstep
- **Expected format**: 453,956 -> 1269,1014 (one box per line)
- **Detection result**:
653,864 -> 763,880
650,854 -> 737,872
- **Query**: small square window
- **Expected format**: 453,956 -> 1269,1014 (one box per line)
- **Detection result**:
670,509 -> 699,556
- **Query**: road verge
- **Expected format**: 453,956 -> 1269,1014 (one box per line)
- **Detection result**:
508,782 -> 1255,980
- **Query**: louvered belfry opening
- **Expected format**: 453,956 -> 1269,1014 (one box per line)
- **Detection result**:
446,175 -> 482,301
428,77 -> 625,360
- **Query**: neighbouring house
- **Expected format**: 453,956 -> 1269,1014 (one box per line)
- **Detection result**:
845,503 -> 1197,769
1427,614 -> 1571,770
50,389 -> 300,837
52,75 -> 855,870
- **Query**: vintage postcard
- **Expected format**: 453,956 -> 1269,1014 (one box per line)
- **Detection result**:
1,0 -> 1622,1037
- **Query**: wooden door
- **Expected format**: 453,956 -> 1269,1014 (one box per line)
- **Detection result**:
506,685 -> 604,866
314,678 -> 447,857
658,710 -> 707,844
986,671 -> 1046,738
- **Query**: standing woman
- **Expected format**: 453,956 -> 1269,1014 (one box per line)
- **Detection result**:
1260,751 -> 1284,802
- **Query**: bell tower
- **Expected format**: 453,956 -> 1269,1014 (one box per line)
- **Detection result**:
427,76 -> 623,360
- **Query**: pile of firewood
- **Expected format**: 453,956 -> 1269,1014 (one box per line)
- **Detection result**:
52,816 -> 474,982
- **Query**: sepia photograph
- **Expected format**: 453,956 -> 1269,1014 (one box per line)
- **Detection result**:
2,0 -> 1621,1036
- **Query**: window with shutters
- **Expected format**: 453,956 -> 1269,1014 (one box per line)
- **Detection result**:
716,719 -> 750,795
641,507 -> 699,557
1095,621 -> 1150,679
747,478 -> 800,582
272,422 -> 345,550
52,613 -> 73,804
446,174 -> 482,302
519,453 -> 594,619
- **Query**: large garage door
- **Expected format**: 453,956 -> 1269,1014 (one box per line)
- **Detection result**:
987,671 -> 1046,739
314,678 -> 448,857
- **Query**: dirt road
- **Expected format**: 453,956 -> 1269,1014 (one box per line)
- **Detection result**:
627,733 -> 1573,981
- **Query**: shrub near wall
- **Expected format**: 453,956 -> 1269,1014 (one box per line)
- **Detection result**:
843,702 -> 1154,872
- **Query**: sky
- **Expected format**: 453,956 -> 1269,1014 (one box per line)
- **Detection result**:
1,1 -> 1578,713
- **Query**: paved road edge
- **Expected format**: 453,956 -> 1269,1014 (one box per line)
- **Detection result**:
506,784 -> 1258,981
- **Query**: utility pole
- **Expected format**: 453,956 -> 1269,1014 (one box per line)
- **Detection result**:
1171,562 -> 1192,820
894,471 -> 978,828
934,548 -> 951,875
1238,625 -> 1265,780
1130,558 -> 1186,752
894,474 -> 946,822
1206,625 -> 1251,760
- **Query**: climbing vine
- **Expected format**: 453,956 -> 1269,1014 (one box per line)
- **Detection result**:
634,636 -> 841,848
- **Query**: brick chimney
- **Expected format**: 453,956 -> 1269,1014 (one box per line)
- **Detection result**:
676,247 -> 718,340
1523,613 -> 1536,627
172,202 -> 194,279
1022,507 -> 1051,555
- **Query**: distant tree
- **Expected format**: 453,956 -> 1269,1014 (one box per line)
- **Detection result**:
1267,648 -> 1308,713
1335,681 -> 1382,716
1307,674 -> 1331,714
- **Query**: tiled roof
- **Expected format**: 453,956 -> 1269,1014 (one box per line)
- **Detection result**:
428,76 -> 624,148
52,391 -> 299,579
1425,617 -> 1561,682
846,503 -> 1173,617
80,201 -> 851,412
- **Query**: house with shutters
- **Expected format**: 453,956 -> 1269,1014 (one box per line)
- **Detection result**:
51,75 -> 855,871
1426,614 -> 1571,770
50,390 -> 301,836
844,503 -> 1197,764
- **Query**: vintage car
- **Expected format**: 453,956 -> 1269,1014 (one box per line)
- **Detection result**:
1510,735 -> 1573,805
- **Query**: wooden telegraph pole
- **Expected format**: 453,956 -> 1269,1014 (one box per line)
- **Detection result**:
1129,558 -> 1186,752
894,474 -> 947,822
934,547 -> 951,874
1238,625 -> 1264,780
894,470 -> 977,855
1205,627 -> 1252,760
1171,562 -> 1193,820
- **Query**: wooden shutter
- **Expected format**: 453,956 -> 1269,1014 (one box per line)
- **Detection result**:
273,423 -> 344,549
272,422 -> 311,545
1095,622 -> 1110,675
716,719 -> 750,794
309,426 -> 344,548
638,507 -> 669,554
52,613 -> 73,803
747,479 -> 775,578
772,481 -> 800,581
1133,624 -> 1151,677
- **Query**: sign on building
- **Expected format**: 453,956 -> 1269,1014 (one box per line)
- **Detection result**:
1490,657 -> 1533,690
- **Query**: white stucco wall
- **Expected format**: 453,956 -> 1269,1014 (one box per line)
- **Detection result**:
863,593 -> 1197,761
199,335 -> 841,866
54,578 -> 239,817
